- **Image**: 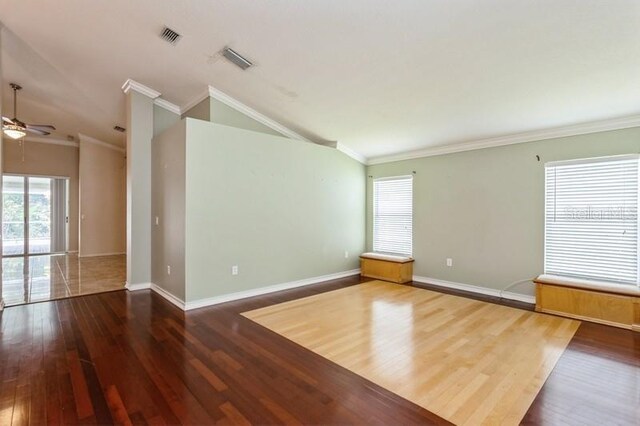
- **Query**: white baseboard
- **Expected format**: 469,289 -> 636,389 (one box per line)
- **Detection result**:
150,284 -> 186,310
79,251 -> 126,258
125,282 -> 152,291
185,268 -> 361,311
412,275 -> 536,304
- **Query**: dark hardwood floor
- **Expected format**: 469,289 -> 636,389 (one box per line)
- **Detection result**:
0,275 -> 638,425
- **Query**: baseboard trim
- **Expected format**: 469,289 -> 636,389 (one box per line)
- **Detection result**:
185,269 -> 361,311
125,282 -> 152,291
412,275 -> 536,304
150,284 -> 186,310
125,281 -> 186,309
79,251 -> 126,258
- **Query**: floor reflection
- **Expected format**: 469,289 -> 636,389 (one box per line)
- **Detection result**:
2,253 -> 125,306
372,300 -> 414,381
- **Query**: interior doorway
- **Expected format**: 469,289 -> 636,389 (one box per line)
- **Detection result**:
2,175 -> 69,256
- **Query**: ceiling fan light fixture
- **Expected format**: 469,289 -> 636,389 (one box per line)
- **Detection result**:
3,125 -> 26,140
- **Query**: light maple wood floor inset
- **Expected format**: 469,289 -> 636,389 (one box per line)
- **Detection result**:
243,280 -> 580,425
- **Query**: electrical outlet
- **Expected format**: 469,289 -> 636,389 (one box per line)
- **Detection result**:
231,265 -> 239,275
167,265 -> 171,275
344,251 -> 349,259
155,216 -> 159,226
446,258 -> 453,267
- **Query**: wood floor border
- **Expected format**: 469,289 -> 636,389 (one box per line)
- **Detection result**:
0,275 -> 638,424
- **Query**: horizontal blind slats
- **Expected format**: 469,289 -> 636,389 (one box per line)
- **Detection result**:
545,158 -> 639,285
373,177 -> 413,256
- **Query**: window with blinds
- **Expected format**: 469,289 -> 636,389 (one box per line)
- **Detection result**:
544,155 -> 639,286
373,176 -> 413,256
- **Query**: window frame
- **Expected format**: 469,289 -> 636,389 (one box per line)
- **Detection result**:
543,154 -> 640,287
372,175 -> 414,257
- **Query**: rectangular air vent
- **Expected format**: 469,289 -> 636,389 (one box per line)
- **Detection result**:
160,27 -> 182,45
114,125 -> 126,133
222,47 -> 253,70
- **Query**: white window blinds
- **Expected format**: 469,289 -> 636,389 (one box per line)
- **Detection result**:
544,155 -> 639,285
373,176 -> 413,256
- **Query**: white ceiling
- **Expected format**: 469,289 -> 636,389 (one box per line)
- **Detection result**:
1,0 -> 639,158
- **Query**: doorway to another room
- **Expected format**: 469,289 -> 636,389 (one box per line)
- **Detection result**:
1,174 -> 126,307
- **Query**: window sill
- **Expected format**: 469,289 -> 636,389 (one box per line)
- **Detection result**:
535,274 -> 640,297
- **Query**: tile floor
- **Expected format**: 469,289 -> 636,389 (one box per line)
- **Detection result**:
2,253 -> 125,306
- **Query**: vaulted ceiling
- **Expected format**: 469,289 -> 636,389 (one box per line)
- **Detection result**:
1,0 -> 639,158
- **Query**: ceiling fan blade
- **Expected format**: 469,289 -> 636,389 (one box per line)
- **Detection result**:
2,116 -> 15,125
27,124 -> 56,131
26,127 -> 50,136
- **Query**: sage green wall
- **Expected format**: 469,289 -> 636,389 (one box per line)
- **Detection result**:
153,104 -> 179,136
182,97 -> 285,137
151,120 -> 186,300
126,90 -> 154,286
209,98 -> 283,137
184,119 -> 365,302
366,127 -> 640,296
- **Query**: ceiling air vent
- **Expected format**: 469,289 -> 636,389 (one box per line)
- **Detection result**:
160,26 -> 182,45
222,47 -> 253,70
114,125 -> 126,133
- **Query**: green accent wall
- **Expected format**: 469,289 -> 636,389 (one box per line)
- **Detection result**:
366,127 -> 640,296
182,97 -> 285,138
153,104 -> 180,136
184,119 -> 365,302
152,118 -> 365,304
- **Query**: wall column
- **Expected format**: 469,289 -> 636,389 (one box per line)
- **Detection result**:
122,80 -> 159,288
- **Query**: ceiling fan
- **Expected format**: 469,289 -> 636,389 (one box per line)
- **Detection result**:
2,83 -> 56,139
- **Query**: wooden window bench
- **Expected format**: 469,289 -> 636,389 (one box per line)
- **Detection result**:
360,252 -> 414,284
535,274 -> 640,331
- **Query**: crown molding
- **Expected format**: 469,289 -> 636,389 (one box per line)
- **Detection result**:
335,142 -> 368,164
321,141 -> 366,164
153,97 -> 181,115
367,113 -> 640,165
178,85 -> 316,144
23,136 -> 79,148
121,79 -> 161,99
78,133 -> 126,153
207,86 -> 313,143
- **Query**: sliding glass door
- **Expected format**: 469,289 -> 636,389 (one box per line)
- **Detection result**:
2,175 -> 68,256
2,176 -> 26,256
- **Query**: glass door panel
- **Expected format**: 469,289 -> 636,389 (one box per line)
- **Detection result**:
28,177 -> 52,255
2,176 -> 26,256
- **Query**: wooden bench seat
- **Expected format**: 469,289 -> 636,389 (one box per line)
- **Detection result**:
535,274 -> 640,331
360,252 -> 414,284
